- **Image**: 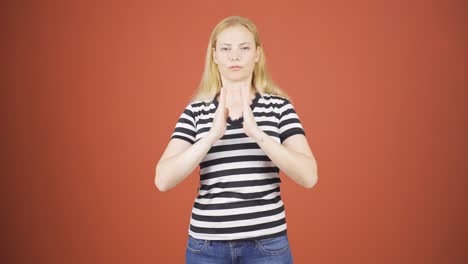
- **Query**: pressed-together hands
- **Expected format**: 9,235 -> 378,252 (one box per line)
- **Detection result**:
208,83 -> 263,143
208,85 -> 229,142
239,83 -> 263,141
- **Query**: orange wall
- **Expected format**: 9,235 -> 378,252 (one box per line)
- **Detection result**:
2,0 -> 467,263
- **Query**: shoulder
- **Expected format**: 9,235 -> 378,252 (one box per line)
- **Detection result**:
183,98 -> 215,117
182,97 -> 207,108
260,93 -> 291,107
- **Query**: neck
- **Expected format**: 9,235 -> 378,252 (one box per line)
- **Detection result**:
220,77 -> 255,97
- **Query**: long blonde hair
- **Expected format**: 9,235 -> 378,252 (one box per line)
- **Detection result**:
190,16 -> 291,104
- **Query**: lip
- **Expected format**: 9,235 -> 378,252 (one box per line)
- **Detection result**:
229,66 -> 242,70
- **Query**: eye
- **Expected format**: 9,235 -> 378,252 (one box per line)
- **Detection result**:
242,47 -> 250,50
221,47 -> 230,51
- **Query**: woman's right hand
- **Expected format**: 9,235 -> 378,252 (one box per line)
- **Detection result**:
208,86 -> 229,143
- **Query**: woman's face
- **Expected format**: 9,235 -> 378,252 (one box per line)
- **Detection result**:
213,25 -> 259,84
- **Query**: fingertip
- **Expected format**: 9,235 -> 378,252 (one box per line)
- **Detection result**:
219,87 -> 225,105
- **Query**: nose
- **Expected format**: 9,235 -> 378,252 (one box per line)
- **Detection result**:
229,50 -> 240,61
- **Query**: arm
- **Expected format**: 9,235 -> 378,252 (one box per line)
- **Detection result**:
252,132 -> 318,189
156,87 -> 230,192
238,87 -> 317,189
155,133 -> 217,192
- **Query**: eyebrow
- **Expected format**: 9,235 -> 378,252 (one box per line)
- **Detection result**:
220,42 -> 251,46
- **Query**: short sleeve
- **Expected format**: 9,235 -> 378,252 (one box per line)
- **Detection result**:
279,99 -> 306,143
170,103 -> 197,144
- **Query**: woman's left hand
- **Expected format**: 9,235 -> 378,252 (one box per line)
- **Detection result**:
240,83 -> 263,141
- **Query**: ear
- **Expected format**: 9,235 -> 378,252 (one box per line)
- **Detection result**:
212,47 -> 218,64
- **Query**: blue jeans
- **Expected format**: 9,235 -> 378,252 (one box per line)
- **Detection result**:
185,234 -> 293,263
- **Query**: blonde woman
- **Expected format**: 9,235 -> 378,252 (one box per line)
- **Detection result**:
155,16 -> 318,263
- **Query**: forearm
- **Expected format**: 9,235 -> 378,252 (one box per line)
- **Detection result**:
253,131 -> 318,189
156,133 -> 217,192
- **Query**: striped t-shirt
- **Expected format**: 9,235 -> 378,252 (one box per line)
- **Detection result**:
170,92 -> 306,241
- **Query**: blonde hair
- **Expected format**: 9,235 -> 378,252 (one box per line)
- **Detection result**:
190,16 -> 291,105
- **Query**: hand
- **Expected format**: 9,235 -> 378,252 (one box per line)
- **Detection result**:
240,83 -> 263,141
208,86 -> 229,143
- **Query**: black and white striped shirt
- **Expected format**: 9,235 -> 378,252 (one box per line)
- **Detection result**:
170,92 -> 306,241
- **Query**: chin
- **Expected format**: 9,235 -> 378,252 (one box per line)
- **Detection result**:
228,75 -> 247,81
222,73 -> 252,82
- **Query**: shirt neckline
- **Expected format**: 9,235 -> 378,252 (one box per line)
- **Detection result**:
213,91 -> 261,127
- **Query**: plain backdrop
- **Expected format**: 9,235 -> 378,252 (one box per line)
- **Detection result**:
2,0 -> 467,263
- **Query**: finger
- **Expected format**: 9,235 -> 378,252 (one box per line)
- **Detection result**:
241,83 -> 249,110
239,83 -> 245,106
224,107 -> 229,120
219,87 -> 225,108
223,86 -> 228,104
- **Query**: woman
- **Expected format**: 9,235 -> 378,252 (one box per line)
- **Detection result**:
155,16 -> 318,263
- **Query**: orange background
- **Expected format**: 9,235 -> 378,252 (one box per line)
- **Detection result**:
2,0 -> 467,263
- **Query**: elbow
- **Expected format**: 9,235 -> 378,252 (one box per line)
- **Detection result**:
155,180 -> 168,192
304,161 -> 318,189
155,163 -> 169,192
304,174 -> 318,189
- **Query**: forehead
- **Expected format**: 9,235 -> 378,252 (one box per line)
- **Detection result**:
216,25 -> 254,45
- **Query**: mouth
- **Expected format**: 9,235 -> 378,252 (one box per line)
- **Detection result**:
229,66 -> 243,70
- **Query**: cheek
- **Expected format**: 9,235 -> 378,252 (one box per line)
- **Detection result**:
218,64 -> 229,72
216,57 -> 228,67
244,59 -> 256,71
245,50 -> 256,60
